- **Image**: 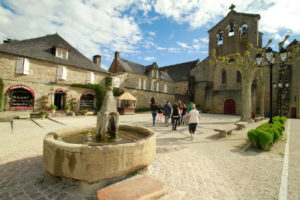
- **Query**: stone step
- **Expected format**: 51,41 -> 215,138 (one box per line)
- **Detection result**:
96,175 -> 167,200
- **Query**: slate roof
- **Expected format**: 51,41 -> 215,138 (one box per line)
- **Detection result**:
159,60 -> 199,82
117,58 -> 174,82
0,34 -> 109,74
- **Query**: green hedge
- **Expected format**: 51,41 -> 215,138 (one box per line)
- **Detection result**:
135,107 -> 151,112
247,116 -> 287,151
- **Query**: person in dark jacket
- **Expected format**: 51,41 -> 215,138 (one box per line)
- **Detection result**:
163,101 -> 172,127
171,103 -> 181,131
150,100 -> 159,126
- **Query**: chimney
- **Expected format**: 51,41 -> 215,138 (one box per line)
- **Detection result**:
93,55 -> 101,67
115,51 -> 120,59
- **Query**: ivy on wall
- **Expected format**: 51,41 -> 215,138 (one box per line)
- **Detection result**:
72,83 -> 124,111
0,77 -> 4,111
105,76 -> 113,87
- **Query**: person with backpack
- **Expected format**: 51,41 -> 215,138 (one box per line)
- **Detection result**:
163,101 -> 172,127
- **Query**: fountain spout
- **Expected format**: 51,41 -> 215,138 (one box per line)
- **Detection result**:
96,86 -> 119,140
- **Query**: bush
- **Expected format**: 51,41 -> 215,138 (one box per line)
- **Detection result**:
105,76 -> 113,87
64,104 -> 71,110
49,104 -> 57,110
136,107 -> 151,112
247,116 -> 286,151
80,109 -> 89,114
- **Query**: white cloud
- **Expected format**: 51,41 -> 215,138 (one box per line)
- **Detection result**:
149,31 -> 156,36
200,38 -> 209,43
176,41 -> 191,49
144,56 -> 156,61
0,0 -> 142,62
168,47 -> 180,53
156,46 -> 167,50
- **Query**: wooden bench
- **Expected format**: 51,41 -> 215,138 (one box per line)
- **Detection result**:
214,126 -> 237,137
235,122 -> 248,130
254,117 -> 264,122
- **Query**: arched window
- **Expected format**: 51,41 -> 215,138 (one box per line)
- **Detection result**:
217,31 -> 224,45
80,92 -> 95,110
227,22 -> 235,36
236,71 -> 241,83
221,70 -> 226,84
239,24 -> 248,36
5,85 -> 35,110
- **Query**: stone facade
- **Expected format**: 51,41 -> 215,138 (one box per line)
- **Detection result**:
0,34 -> 109,112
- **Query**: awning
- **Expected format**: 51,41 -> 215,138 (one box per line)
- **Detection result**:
117,92 -> 137,101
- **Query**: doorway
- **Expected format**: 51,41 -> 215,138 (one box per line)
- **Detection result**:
224,99 -> 236,115
54,90 -> 66,110
291,107 -> 297,118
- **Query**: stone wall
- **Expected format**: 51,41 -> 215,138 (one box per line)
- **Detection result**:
123,88 -> 176,108
0,52 -> 106,110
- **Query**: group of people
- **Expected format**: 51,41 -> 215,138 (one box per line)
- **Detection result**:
150,98 -> 201,138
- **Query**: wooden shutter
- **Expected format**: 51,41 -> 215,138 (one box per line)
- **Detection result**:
23,58 -> 30,74
15,58 -> 24,74
87,72 -> 94,84
57,66 -> 63,80
156,82 -> 159,91
61,66 -> 67,80
138,78 -> 141,89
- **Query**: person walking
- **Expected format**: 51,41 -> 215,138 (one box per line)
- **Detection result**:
188,104 -> 201,139
171,103 -> 181,131
163,101 -> 172,127
157,104 -> 164,122
150,100 -> 159,126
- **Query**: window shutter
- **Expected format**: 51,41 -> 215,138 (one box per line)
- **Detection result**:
87,72 -> 94,84
138,78 -> 141,89
143,80 -> 147,90
57,66 -> 63,80
15,58 -> 24,74
156,82 -> 159,91
61,66 -> 67,80
23,58 -> 30,74
113,77 -> 120,88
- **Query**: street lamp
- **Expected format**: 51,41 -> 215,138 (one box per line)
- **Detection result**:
256,47 -> 275,123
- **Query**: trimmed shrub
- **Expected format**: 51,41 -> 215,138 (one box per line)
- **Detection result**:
49,104 -> 57,110
247,116 -> 287,151
136,107 -> 151,112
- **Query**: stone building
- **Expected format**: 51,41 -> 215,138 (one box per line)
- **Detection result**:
191,6 -> 300,118
0,34 -> 109,111
109,52 -> 199,107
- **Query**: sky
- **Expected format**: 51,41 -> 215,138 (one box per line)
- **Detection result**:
0,0 -> 300,70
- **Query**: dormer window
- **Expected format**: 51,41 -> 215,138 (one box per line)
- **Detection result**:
55,47 -> 68,59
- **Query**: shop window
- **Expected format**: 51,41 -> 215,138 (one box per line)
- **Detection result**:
80,93 -> 95,110
8,87 -> 34,109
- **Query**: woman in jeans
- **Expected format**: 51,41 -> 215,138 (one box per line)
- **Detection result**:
171,103 -> 181,131
150,100 -> 159,126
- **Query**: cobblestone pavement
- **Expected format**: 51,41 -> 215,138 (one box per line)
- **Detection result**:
0,113 -> 296,200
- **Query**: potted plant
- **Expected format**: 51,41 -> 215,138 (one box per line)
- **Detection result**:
39,110 -> 48,119
49,104 -> 57,113
64,104 -> 71,113
81,109 -> 89,116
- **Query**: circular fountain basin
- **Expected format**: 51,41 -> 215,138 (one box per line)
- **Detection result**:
43,124 -> 156,183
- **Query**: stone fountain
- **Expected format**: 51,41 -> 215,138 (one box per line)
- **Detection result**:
43,87 -> 156,193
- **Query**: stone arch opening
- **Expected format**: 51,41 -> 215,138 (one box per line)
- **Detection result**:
227,21 -> 236,36
54,89 -> 66,110
5,85 -> 35,110
224,99 -> 236,115
217,30 -> 224,45
239,24 -> 248,36
80,91 -> 95,110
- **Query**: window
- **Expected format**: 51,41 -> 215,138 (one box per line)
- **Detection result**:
138,78 -> 142,89
87,72 -> 95,84
227,22 -> 235,36
217,31 -> 224,45
15,58 -> 30,74
156,82 -> 159,91
57,66 -> 67,80
55,48 -> 68,59
239,24 -> 248,36
236,71 -> 241,83
143,79 -> 147,90
221,70 -> 226,84
156,70 -> 159,79
151,80 -> 155,91
164,84 -> 168,93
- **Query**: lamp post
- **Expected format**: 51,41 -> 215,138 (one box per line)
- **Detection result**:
256,47 -> 275,123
